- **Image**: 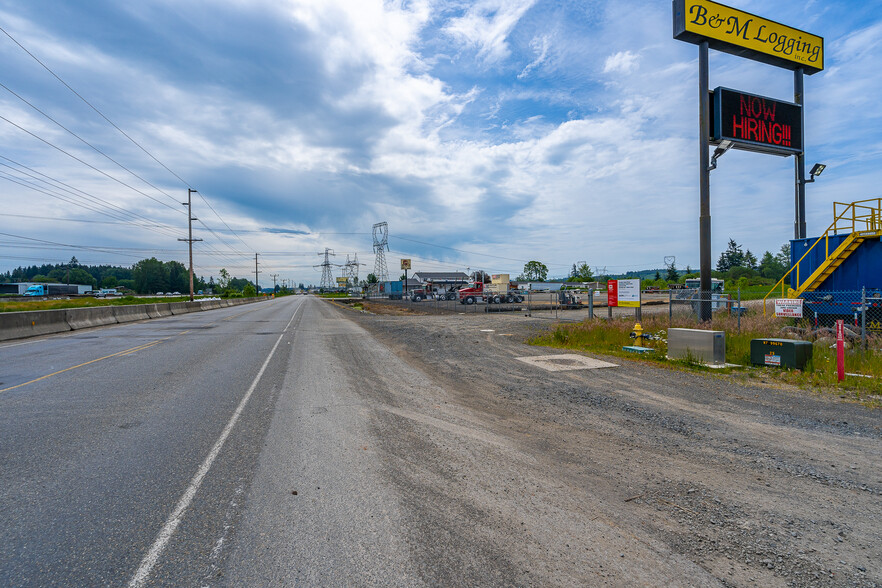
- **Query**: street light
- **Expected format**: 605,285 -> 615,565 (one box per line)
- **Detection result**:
806,163 -> 826,183
708,140 -> 733,171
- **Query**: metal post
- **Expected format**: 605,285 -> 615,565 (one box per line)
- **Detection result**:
636,288 -> 642,322
794,68 -> 807,240
668,289 -> 673,324
734,288 -> 740,333
588,288 -> 594,319
861,287 -> 867,351
698,42 -> 712,322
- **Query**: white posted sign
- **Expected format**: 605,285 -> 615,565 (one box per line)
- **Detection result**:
774,298 -> 804,318
617,279 -> 641,308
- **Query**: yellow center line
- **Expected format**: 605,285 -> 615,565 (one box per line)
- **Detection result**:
1,338 -> 167,394
118,341 -> 162,357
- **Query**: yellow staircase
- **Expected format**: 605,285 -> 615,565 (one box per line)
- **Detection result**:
796,230 -> 881,295
764,198 -> 882,315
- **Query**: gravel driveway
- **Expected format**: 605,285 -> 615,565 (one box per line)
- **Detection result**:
344,303 -> 881,587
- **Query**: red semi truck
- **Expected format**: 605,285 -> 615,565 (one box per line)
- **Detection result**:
458,274 -> 524,305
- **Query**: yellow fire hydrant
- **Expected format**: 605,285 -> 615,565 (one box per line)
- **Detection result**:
630,322 -> 645,345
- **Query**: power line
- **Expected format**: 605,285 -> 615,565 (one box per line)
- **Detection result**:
0,114 -> 184,213
0,80 -> 183,209
0,25 -> 255,258
0,24 -> 190,186
0,168 -> 180,237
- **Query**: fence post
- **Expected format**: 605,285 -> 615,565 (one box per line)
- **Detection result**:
862,287 -> 867,352
588,288 -> 594,319
668,289 -> 672,325
737,288 -> 741,333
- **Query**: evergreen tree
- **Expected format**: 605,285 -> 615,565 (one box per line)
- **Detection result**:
716,239 -> 745,272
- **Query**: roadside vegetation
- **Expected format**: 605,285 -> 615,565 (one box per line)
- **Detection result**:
531,311 -> 882,404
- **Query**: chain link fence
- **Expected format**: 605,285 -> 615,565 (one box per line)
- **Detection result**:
360,285 -> 882,342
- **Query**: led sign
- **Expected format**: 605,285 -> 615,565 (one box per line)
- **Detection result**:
673,0 -> 824,74
712,87 -> 802,155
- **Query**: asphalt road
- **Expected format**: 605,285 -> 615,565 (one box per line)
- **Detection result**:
1,295 -> 879,587
0,296 -> 304,587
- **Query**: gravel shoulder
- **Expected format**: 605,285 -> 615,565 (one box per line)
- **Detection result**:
340,301 -> 881,587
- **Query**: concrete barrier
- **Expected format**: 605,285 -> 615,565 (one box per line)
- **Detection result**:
169,302 -> 192,315
0,309 -> 71,341
145,303 -> 172,318
66,307 -> 118,330
112,305 -> 151,323
0,297 -> 264,342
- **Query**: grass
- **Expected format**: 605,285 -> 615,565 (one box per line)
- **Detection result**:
531,310 -> 882,403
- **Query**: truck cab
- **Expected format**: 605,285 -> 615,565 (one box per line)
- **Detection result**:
457,281 -> 484,304
23,285 -> 46,296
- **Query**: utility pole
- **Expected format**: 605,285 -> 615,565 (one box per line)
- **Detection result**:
178,188 -> 203,301
254,253 -> 260,293
270,273 -> 278,293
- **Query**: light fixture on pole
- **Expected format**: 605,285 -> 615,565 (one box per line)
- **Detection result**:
708,140 -> 733,172
801,162 -> 826,184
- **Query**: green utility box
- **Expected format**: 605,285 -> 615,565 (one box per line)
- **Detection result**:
750,338 -> 813,369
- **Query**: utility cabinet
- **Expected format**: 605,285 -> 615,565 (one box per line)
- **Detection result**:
667,328 -> 726,366
750,338 -> 813,369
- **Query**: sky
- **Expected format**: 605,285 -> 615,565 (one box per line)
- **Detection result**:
1,0 -> 881,287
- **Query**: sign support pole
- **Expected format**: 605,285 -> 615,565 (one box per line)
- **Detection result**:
698,41 -> 712,322
794,67 -> 807,239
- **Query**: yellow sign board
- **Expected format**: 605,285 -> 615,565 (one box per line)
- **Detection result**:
336,277 -> 348,285
673,0 -> 823,74
400,259 -> 411,270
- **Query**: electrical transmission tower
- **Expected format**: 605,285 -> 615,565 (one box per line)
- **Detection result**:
342,253 -> 363,288
315,248 -> 336,290
372,222 -> 389,282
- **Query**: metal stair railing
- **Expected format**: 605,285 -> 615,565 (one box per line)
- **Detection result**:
763,198 -> 882,315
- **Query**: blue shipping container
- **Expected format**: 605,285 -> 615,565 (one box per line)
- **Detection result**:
791,233 -> 882,292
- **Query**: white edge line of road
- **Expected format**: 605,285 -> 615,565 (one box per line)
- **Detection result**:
128,299 -> 303,588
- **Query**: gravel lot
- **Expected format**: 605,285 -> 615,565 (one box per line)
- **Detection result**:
342,300 -> 881,587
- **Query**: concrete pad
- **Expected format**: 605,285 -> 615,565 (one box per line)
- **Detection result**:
515,354 -> 618,372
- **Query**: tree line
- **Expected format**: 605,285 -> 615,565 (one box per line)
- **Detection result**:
1,257 -> 260,295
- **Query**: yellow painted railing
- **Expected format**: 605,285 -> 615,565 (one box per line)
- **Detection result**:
763,198 -> 882,315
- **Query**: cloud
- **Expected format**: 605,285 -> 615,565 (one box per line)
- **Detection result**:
602,50 -> 640,74
1,1 -> 882,285
517,35 -> 550,79
443,0 -> 536,66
